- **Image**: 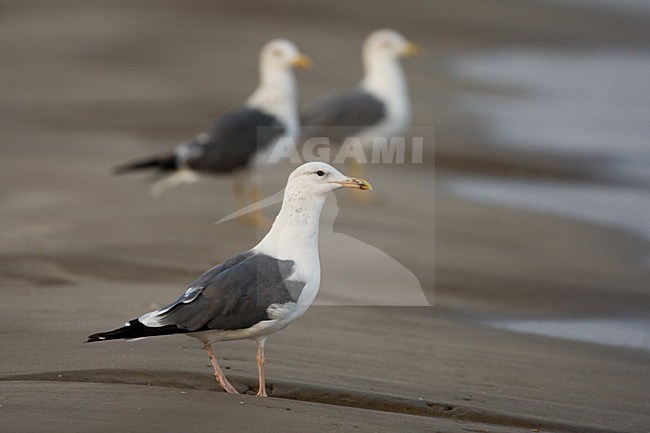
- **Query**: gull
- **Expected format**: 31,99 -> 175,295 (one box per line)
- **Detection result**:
114,39 -> 311,225
87,162 -> 372,397
301,29 -> 418,186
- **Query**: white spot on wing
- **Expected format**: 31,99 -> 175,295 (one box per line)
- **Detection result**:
182,286 -> 203,303
138,312 -> 162,327
138,285 -> 204,327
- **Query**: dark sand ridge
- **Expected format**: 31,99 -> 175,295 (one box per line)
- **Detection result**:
0,369 -> 628,433
2,1 -> 650,432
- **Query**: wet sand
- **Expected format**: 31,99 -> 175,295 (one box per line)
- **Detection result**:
2,1 -> 650,432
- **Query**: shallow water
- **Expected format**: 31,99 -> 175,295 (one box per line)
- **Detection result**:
449,45 -> 650,257
446,176 -> 650,243
483,316 -> 650,352
452,48 -> 650,185
448,26 -> 650,345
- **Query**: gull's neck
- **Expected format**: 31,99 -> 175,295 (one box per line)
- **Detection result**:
254,187 -> 326,264
246,64 -> 299,138
361,54 -> 409,118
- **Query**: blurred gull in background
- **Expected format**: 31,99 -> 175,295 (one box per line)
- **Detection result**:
300,29 -> 418,184
113,39 -> 311,226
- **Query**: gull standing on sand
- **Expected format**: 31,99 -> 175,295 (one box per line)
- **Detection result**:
87,162 -> 372,397
301,29 -> 418,182
114,39 -> 311,225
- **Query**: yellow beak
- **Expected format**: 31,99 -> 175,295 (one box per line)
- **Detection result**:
335,177 -> 373,191
292,53 -> 312,69
401,41 -> 421,58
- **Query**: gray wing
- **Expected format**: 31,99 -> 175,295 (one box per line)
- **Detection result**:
301,88 -> 386,142
146,252 -> 305,332
176,108 -> 285,174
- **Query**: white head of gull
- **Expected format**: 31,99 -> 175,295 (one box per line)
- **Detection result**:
361,29 -> 419,129
87,162 -> 371,397
247,38 -> 312,142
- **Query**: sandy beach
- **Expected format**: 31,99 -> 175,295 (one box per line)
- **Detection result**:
2,1 -> 649,432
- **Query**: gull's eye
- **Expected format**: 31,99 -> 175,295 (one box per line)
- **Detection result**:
316,170 -> 325,177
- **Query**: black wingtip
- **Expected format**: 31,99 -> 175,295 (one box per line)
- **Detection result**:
86,321 -> 139,343
86,334 -> 105,343
87,320 -> 186,343
112,154 -> 178,175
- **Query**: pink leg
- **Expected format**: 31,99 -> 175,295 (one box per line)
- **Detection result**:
204,342 -> 239,394
256,338 -> 267,397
